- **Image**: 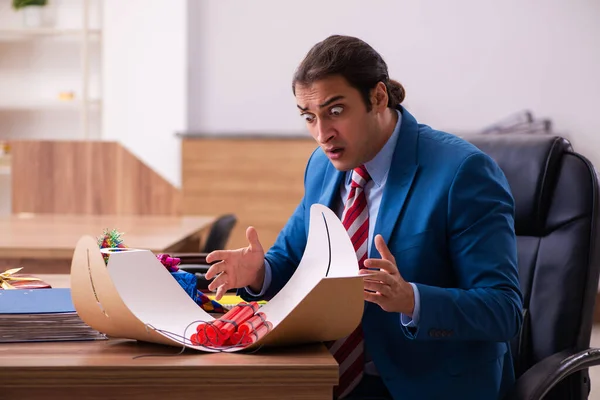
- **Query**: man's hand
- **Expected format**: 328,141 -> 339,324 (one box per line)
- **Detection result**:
204,226 -> 266,301
360,234 -> 415,315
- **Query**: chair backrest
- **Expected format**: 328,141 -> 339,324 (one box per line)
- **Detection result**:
202,214 -> 237,253
467,134 -> 600,399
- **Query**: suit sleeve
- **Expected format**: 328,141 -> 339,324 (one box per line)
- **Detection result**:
238,151 -> 316,302
401,152 -> 523,342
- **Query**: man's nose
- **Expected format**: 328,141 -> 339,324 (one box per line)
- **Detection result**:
316,120 -> 334,144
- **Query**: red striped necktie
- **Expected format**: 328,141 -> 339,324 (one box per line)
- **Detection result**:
328,164 -> 371,399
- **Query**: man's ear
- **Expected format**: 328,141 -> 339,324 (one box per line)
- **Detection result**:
371,82 -> 388,112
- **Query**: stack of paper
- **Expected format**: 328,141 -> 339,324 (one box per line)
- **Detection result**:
0,288 -> 107,343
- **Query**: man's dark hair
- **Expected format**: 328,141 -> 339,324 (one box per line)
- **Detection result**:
292,35 -> 405,111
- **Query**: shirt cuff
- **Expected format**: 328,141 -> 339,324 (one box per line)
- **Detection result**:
244,259 -> 272,297
400,283 -> 420,327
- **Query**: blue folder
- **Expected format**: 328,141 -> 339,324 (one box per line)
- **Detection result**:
0,288 -> 75,314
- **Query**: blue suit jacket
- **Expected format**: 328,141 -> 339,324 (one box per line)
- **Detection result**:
242,106 -> 523,399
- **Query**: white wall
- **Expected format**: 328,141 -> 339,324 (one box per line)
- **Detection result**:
0,0 -> 102,140
1,1 -> 597,198
188,0 -> 600,166
102,0 -> 187,187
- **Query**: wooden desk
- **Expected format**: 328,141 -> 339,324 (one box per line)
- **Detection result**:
0,274 -> 339,399
0,214 -> 215,274
0,339 -> 338,400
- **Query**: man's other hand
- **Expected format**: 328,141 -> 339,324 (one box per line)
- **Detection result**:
361,234 -> 415,315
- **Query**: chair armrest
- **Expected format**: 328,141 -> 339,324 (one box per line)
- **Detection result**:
503,347 -> 600,400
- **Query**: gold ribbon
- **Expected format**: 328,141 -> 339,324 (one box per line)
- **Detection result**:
0,267 -> 42,290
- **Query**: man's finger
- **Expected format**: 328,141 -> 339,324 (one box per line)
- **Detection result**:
204,261 -> 226,280
363,280 -> 391,295
364,290 -> 383,305
363,279 -> 382,290
374,234 -> 396,263
361,269 -> 393,284
363,259 -> 398,274
205,250 -> 229,265
246,226 -> 263,252
208,271 -> 229,292
214,284 -> 228,301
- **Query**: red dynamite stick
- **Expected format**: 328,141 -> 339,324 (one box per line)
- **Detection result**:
207,328 -> 226,347
196,322 -> 209,335
244,321 -> 273,345
224,302 -> 259,336
190,333 -> 200,346
230,330 -> 247,345
207,302 -> 259,345
206,322 -> 235,346
215,303 -> 244,324
228,302 -> 259,326
197,326 -> 207,345
205,328 -> 226,347
204,304 -> 243,343
232,318 -> 266,346
211,304 -> 243,331
215,302 -> 257,329
237,312 -> 266,335
193,323 -> 211,346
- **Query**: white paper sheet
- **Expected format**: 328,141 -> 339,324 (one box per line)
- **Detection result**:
260,204 -> 360,325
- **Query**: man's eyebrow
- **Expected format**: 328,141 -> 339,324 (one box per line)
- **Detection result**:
319,95 -> 344,108
296,95 -> 345,112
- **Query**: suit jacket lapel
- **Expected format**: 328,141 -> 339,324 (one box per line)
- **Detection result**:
371,106 -> 420,257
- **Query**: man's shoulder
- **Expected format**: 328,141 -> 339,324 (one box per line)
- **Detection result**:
417,124 -> 484,163
415,124 -> 508,190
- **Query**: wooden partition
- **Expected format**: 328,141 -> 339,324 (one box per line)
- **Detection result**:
181,136 -> 317,250
10,140 -> 181,216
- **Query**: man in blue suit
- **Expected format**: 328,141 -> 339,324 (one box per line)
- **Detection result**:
205,35 -> 523,400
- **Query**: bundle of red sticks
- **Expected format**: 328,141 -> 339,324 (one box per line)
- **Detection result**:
190,301 -> 272,348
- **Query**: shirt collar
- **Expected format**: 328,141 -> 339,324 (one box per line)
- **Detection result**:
346,109 -> 402,187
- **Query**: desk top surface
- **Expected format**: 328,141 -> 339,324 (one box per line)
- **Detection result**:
0,214 -> 215,258
0,338 -> 338,387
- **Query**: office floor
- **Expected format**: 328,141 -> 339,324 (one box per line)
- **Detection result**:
589,324 -> 600,398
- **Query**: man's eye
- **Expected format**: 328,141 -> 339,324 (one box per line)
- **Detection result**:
301,113 -> 315,122
330,106 -> 343,116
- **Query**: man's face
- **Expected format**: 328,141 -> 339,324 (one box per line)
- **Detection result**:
295,75 -> 379,171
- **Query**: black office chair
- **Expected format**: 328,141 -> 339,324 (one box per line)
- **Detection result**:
467,134 -> 600,399
202,214 -> 237,253
176,214 -> 237,290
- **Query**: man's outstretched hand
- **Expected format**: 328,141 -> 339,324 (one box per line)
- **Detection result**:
204,226 -> 266,301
